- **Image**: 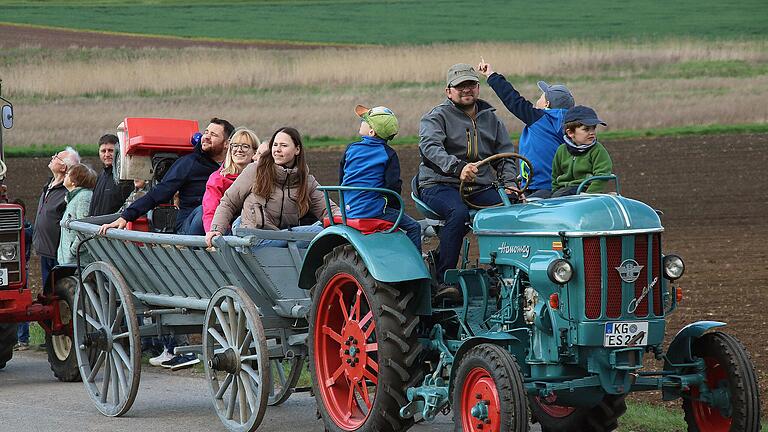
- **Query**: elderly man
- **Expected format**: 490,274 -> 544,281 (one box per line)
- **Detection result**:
100,118 -> 233,234
417,63 -> 518,302
33,147 -> 80,286
89,134 -> 132,216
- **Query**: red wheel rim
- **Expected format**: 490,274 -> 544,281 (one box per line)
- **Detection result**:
534,394 -> 576,418
691,356 -> 732,431
314,273 -> 378,431
461,367 -> 501,431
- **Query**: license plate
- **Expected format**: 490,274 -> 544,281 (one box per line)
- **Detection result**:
604,321 -> 648,347
0,268 -> 7,286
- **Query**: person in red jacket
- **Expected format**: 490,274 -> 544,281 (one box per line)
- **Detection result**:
202,127 -> 259,232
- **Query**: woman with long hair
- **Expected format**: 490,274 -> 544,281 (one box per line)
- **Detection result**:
206,127 -> 337,247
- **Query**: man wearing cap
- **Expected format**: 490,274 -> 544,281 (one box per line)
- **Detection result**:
417,63 -> 518,302
478,60 -> 575,198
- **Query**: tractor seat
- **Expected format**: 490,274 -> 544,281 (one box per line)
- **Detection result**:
323,216 -> 394,234
411,176 -> 443,220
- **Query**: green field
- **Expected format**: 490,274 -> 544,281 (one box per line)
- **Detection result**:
1,0 -> 767,45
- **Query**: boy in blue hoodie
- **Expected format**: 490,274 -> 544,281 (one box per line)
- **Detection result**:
478,60 -> 575,198
339,105 -> 421,251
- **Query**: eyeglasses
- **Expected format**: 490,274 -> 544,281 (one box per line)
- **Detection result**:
230,143 -> 253,152
451,82 -> 479,91
52,154 -> 65,163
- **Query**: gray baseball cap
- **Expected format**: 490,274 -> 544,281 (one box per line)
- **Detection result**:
447,63 -> 480,88
537,81 -> 575,109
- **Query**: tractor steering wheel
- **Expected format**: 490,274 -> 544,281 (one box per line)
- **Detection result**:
459,152 -> 533,210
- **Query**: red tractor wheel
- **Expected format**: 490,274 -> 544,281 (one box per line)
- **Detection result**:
452,344 -> 528,432
529,393 -> 626,432
682,331 -> 761,432
0,322 -> 17,369
309,244 -> 423,432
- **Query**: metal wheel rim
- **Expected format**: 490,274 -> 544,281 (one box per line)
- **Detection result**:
534,394 -> 576,418
52,334 -> 72,361
461,367 -> 501,432
691,356 -> 731,431
203,286 -> 269,432
268,356 -> 304,406
313,273 -> 378,431
73,261 -> 141,417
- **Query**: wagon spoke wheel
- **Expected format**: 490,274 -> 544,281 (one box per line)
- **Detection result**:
73,261 -> 141,417
268,355 -> 304,406
683,331 -> 760,432
310,244 -> 423,432
203,286 -> 269,432
453,344 -> 528,432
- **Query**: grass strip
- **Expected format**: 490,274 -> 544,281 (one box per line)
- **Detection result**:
6,123 -> 766,158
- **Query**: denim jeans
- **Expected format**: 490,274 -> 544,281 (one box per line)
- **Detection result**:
179,205 -> 205,235
379,207 -> 422,253
251,224 -> 323,250
419,184 -> 505,282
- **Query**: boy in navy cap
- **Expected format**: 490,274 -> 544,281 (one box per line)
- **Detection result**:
477,59 -> 575,198
551,105 -> 613,197
339,105 -> 421,251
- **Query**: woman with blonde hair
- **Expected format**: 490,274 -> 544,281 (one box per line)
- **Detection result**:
206,127 -> 337,248
201,127 -> 259,232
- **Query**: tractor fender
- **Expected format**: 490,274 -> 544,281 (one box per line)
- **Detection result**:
665,320 -> 726,366
448,331 -> 526,393
298,225 -> 430,290
46,264 -> 78,294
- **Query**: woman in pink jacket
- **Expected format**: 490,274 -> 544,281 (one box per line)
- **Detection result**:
201,127 -> 260,232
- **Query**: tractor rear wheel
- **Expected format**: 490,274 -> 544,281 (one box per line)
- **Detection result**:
0,322 -> 17,369
452,343 -> 529,432
682,331 -> 761,432
529,393 -> 626,432
46,275 -> 80,382
309,244 -> 423,432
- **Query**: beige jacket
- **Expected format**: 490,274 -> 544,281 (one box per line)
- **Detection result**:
210,163 -> 336,231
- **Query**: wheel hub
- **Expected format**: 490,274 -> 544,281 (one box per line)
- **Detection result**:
471,400 -> 490,421
339,321 -> 367,382
87,328 -> 111,352
210,348 -> 240,374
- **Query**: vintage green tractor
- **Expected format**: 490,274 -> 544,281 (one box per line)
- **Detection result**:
299,153 -> 761,432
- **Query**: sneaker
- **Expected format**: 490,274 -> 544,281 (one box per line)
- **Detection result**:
149,348 -> 173,366
162,353 -> 200,371
13,342 -> 29,351
432,283 -> 461,307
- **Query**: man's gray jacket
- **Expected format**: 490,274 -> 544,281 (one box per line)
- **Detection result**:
418,98 -> 517,189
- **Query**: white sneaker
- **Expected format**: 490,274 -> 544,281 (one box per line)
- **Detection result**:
149,348 -> 173,366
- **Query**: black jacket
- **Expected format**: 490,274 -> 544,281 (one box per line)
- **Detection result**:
89,165 -> 132,216
32,179 -> 67,258
121,144 -> 220,231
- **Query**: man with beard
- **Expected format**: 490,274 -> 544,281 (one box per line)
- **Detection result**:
99,118 -> 234,234
417,63 -> 518,303
89,134 -> 132,216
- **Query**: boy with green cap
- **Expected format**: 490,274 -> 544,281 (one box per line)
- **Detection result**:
339,105 -> 421,251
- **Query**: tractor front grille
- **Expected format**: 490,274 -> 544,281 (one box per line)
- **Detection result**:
0,208 -> 21,231
582,233 -> 663,320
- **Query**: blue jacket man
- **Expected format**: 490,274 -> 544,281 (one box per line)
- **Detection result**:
99,118 -> 234,234
479,60 -> 575,197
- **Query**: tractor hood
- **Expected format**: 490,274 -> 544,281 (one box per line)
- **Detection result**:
473,194 -> 663,235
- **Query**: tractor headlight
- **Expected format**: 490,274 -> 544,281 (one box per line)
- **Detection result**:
0,243 -> 17,262
663,254 -> 685,280
547,259 -> 573,284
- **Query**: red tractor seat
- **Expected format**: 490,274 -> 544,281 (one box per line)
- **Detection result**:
322,216 -> 394,234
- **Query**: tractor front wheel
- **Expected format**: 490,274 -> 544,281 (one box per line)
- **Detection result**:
46,275 -> 80,382
682,331 -> 761,432
452,343 -> 529,432
309,244 -> 423,432
0,322 -> 17,369
529,393 -> 626,432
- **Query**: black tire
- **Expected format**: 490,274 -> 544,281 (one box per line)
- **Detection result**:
529,393 -> 627,432
0,322 -> 17,369
268,356 -> 304,406
45,275 -> 81,382
452,343 -> 529,432
682,331 -> 761,432
309,244 -> 423,432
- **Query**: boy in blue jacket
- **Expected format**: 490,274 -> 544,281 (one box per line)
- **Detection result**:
478,60 -> 575,198
339,105 -> 421,252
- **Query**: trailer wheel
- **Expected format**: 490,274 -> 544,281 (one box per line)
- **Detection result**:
73,261 -> 141,417
529,393 -> 626,432
683,331 -> 761,432
452,343 -> 528,432
0,323 -> 17,369
310,244 -> 423,432
45,275 -> 80,382
203,286 -> 270,432
268,356 -> 304,406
